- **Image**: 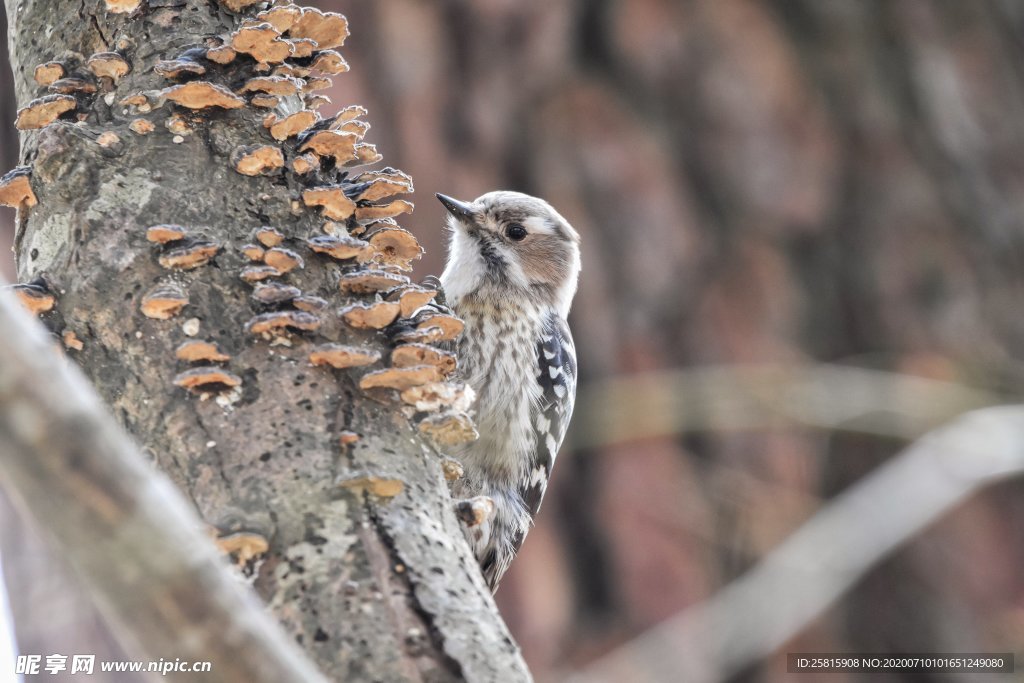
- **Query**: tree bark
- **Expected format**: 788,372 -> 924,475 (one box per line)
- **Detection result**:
4,0 -> 529,680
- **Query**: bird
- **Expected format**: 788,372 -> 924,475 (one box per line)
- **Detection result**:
434,190 -> 581,591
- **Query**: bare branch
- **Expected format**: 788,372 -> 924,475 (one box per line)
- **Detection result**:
571,364 -> 1002,448
567,405 -> 1024,683
0,287 -> 327,683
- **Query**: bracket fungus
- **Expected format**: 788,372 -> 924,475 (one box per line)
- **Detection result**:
339,269 -> 410,294
418,411 -> 480,447
441,457 -> 464,482
175,340 -> 231,362
351,143 -> 383,166
263,247 -> 304,273
401,382 -> 474,413
355,173 -> 413,202
305,94 -> 331,110
218,0 -> 264,13
87,52 -> 131,82
255,226 -> 285,247
104,0 -> 141,13
173,367 -> 243,392
240,265 -> 282,283
309,343 -> 381,369
62,330 -> 84,351
205,45 -> 237,64
244,311 -> 321,334
140,282 -> 189,319
233,145 -> 285,176
10,283 -> 55,315
251,282 -> 301,305
359,365 -> 443,392
213,531 -> 269,565
269,110 -> 317,140
289,8 -> 349,50
307,234 -> 373,261
162,82 -> 245,109
339,301 -> 400,329
230,24 -> 292,65
355,199 -> 414,222
49,78 -> 98,95
386,285 -> 437,317
310,50 -> 348,75
290,153 -> 319,175
369,228 -> 423,269
129,118 -> 156,135
154,58 -> 207,79
391,343 -> 457,376
302,186 -> 356,220
33,62 -> 65,86
338,475 -> 404,499
293,295 -> 327,312
299,130 -> 358,162
256,4 -> 302,32
0,167 -> 38,209
239,76 -> 302,96
145,224 -> 188,244
413,312 -> 465,342
250,94 -> 280,108
158,241 -> 220,270
289,39 -> 317,59
240,243 -> 266,261
15,94 -> 76,130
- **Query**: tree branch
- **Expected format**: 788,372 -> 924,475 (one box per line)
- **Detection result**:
0,287 -> 327,683
568,405 -> 1024,683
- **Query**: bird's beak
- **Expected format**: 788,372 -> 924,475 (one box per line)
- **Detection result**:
436,193 -> 475,222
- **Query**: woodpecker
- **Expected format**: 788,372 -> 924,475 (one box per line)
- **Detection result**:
435,190 -> 581,591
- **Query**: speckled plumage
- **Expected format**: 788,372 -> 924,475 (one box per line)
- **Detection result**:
437,190 -> 580,591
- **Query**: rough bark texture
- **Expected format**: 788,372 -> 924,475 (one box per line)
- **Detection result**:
5,0 -> 529,680
0,289 -> 328,683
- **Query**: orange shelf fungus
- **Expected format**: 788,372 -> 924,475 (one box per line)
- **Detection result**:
11,283 -> 55,315
161,82 -> 245,110
158,241 -> 220,270
240,243 -> 266,261
441,457 -> 464,482
414,312 -> 465,342
15,94 -> 76,130
140,283 -> 189,319
290,8 -> 349,50
401,381 -> 474,413
255,226 -> 284,247
251,282 -> 301,304
391,343 -> 457,376
338,269 -> 410,294
359,365 -> 443,392
289,39 -> 317,59
213,531 -> 268,565
309,343 -> 381,369
290,153 -> 319,175
104,0 -> 141,14
145,224 -> 188,244
418,411 -> 480,447
302,186 -> 356,220
205,45 -> 237,64
339,301 -> 400,330
0,167 -> 38,209
293,295 -> 327,312
300,130 -> 358,162
269,110 -> 317,141
351,143 -> 383,166
233,145 -> 285,176
250,94 -> 280,108
230,24 -> 292,64
129,118 -> 155,135
33,62 -> 65,86
62,330 -> 84,351
175,340 -> 231,362
48,78 -> 97,95
311,50 -> 349,75
244,311 -> 321,334
263,247 -> 304,273
354,199 -> 414,222
256,4 -> 302,32
173,366 -> 243,392
217,0 -> 264,13
238,76 -> 302,96
337,476 -> 404,499
307,234 -> 373,261
368,228 -> 423,270
240,265 -> 282,283
87,52 -> 131,82
386,285 -> 437,317
155,58 -> 207,79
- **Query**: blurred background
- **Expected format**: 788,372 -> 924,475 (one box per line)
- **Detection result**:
5,0 -> 1024,681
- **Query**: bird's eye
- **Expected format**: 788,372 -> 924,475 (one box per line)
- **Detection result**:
506,223 -> 528,241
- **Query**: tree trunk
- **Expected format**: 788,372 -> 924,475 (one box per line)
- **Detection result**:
4,0 -> 529,679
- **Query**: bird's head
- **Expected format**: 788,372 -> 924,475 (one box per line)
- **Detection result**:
437,190 -> 581,316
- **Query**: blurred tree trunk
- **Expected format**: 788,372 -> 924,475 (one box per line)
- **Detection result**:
331,0 -> 1024,675
4,0 -> 529,680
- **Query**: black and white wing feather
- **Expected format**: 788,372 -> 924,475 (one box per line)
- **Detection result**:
522,312 -> 577,518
